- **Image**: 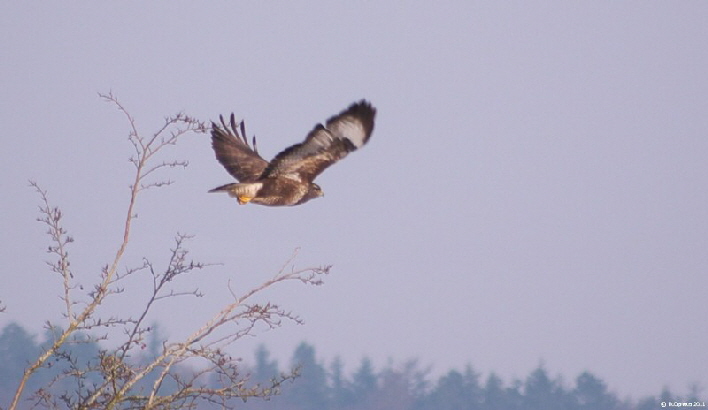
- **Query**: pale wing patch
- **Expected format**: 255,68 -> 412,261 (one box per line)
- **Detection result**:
310,128 -> 334,150
328,118 -> 367,149
225,182 -> 262,199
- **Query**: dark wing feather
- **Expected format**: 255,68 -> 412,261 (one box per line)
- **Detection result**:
211,113 -> 268,182
263,100 -> 376,183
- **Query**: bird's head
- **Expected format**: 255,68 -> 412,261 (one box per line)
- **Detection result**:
310,183 -> 324,198
294,183 -> 324,206
295,184 -> 324,205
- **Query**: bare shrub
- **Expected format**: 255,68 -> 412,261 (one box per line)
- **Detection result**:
6,94 -> 329,410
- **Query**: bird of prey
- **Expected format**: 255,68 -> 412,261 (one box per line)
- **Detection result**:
209,100 -> 376,206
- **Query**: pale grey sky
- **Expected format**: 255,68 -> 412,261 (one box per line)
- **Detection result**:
1,2 -> 707,398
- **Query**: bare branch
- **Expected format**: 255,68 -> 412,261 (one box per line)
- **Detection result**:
12,93 -> 327,410
9,94 -> 208,410
29,181 -> 76,320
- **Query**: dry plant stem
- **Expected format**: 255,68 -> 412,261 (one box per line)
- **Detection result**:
8,93 -> 204,410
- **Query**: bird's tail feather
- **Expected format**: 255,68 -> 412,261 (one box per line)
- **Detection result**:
208,182 -> 263,199
208,183 -> 239,193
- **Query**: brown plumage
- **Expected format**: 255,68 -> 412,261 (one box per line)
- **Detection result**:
209,100 -> 377,206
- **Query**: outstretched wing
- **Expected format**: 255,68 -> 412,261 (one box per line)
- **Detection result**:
263,100 -> 376,183
211,113 -> 268,182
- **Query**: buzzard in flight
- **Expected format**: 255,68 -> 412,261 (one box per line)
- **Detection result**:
209,100 -> 376,206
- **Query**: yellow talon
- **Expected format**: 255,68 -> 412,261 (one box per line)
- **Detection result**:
237,196 -> 253,205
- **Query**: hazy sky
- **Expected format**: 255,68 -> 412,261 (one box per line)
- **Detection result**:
2,2 -> 707,398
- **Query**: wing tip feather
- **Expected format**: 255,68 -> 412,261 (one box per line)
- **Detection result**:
327,99 -> 377,149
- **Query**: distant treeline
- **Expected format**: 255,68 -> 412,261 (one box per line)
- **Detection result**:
0,322 -> 702,410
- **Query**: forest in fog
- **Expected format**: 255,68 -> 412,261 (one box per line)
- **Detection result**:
1,322 -> 703,410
